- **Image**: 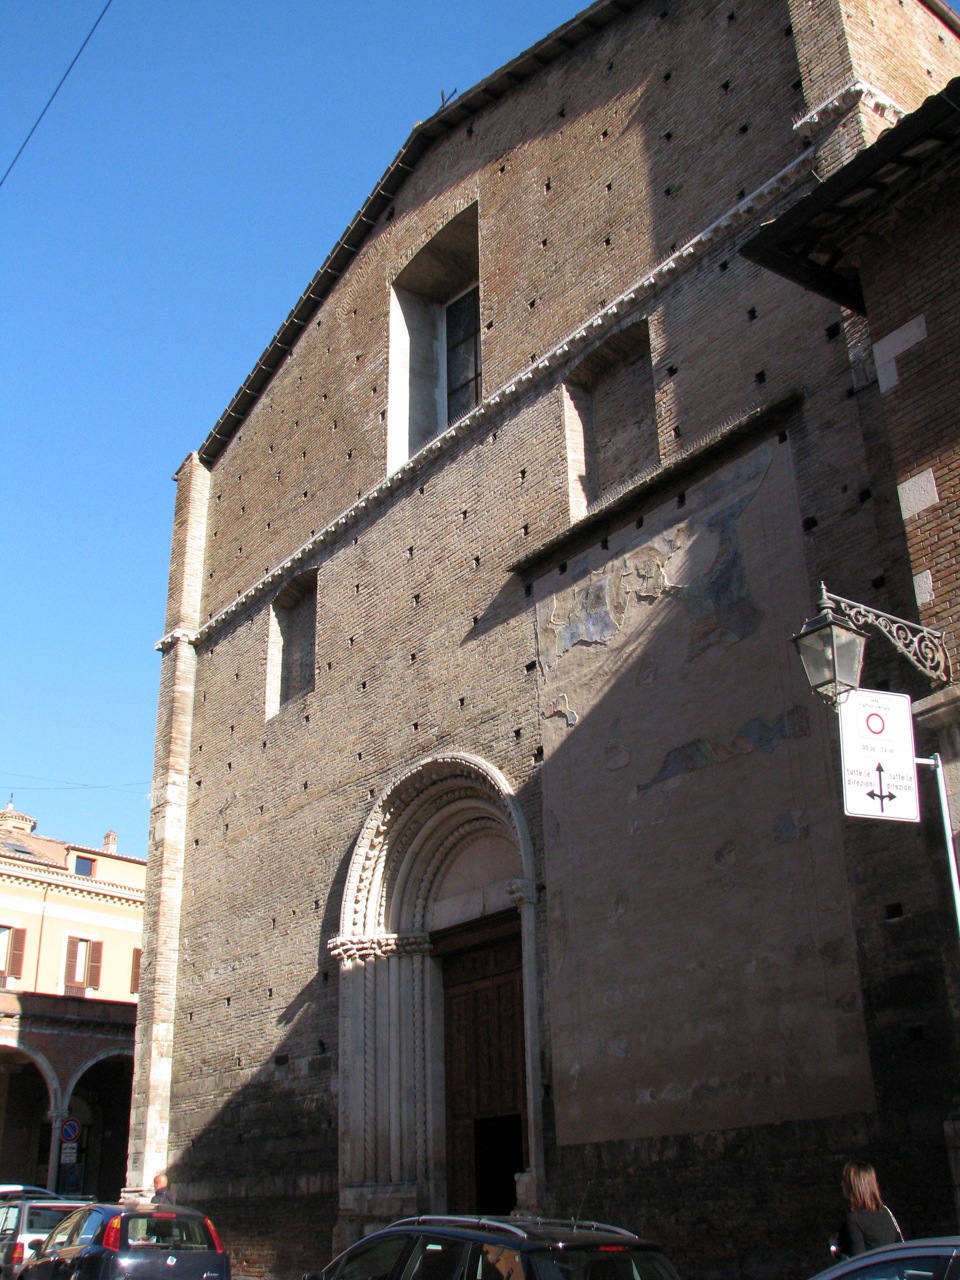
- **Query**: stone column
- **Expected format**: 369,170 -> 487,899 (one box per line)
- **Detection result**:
46,1109 -> 66,1192
126,452 -> 209,1194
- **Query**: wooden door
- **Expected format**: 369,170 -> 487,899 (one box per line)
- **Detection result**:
439,915 -> 526,1213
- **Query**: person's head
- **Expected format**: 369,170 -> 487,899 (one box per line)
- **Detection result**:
842,1160 -> 883,1211
153,1172 -> 168,1191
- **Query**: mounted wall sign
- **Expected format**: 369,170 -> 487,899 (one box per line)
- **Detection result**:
838,688 -> 920,822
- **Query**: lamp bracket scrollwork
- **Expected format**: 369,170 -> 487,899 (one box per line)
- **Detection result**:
819,583 -> 952,686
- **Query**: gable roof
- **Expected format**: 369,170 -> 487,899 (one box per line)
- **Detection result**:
196,0 -> 642,466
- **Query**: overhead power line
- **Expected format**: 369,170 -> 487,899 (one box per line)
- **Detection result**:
0,0 -> 115,192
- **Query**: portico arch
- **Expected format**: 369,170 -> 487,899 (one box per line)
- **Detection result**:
328,753 -> 542,1245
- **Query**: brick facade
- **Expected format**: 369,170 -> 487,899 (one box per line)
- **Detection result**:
132,4 -> 960,1279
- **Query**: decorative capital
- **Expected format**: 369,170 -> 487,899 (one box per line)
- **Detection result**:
327,933 -> 433,964
506,877 -> 538,906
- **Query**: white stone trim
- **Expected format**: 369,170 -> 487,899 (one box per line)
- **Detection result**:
793,79 -> 907,140
915,569 -> 935,605
328,752 -> 543,1235
875,313 -> 927,393
898,467 -> 939,521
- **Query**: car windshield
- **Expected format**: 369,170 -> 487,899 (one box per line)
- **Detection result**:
0,1206 -> 17,1239
26,1207 -> 77,1235
530,1248 -> 681,1280
126,1216 -> 213,1250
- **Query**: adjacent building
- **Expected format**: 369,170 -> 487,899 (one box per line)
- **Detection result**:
0,803 -> 145,1198
130,3 -> 960,1278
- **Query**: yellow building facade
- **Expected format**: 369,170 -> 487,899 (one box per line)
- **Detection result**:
0,803 -> 145,1197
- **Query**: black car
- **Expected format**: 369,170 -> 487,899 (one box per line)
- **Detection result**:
20,1204 -> 229,1280
309,1215 -> 680,1280
808,1239 -> 960,1280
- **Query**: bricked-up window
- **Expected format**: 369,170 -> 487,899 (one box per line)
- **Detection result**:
387,203 -> 480,473
130,946 -> 142,995
446,286 -> 482,424
64,936 -> 102,997
265,569 -> 317,719
562,320 -> 659,516
0,925 -> 26,989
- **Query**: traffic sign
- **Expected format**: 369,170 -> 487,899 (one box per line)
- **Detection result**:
59,1142 -> 77,1165
838,688 -> 920,822
60,1118 -> 80,1143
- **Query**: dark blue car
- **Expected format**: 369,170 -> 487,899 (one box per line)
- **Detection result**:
20,1204 -> 229,1280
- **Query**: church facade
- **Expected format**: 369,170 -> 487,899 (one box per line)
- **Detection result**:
129,3 -> 960,1277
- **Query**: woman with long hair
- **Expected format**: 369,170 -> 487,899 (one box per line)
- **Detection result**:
833,1161 -> 903,1257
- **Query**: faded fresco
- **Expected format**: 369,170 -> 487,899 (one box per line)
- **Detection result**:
535,439 -> 875,1145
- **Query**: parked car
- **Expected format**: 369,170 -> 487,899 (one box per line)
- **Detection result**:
807,1239 -> 960,1280
308,1215 -> 680,1280
19,1204 -> 229,1280
0,1200 -> 90,1280
0,1198 -> 59,1208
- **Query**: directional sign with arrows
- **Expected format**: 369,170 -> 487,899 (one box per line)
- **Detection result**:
838,688 -> 920,822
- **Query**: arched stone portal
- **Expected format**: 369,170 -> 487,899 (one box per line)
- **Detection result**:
328,753 -> 542,1246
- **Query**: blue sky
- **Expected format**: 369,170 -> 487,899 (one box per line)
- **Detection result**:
2,3 -> 958,857
0,1 -> 581,856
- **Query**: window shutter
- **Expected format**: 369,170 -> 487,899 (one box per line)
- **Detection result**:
64,936 -> 79,986
87,941 -> 103,990
8,929 -> 25,979
130,947 -> 142,995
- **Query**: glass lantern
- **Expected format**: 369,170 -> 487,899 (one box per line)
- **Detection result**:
791,608 -> 867,707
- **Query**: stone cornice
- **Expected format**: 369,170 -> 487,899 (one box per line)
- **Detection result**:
0,864 -> 144,907
793,79 -> 906,140
155,149 -> 815,655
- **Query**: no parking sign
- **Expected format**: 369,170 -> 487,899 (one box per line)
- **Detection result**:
60,1118 -> 80,1143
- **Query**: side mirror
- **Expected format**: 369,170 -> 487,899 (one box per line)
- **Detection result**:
303,1272 -> 322,1280
29,1240 -> 45,1254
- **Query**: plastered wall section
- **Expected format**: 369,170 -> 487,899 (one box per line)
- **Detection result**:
535,438 -> 875,1144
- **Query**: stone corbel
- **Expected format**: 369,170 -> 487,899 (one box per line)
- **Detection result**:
793,80 -> 906,141
506,877 -> 538,907
154,627 -> 197,654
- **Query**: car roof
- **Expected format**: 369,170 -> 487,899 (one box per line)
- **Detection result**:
808,1239 -> 960,1280
0,1189 -> 60,1200
19,1201 -> 88,1211
368,1216 -> 649,1250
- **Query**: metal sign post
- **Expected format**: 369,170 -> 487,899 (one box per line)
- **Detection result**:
916,753 -> 960,946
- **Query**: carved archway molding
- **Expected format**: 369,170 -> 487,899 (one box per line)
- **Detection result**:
328,753 -> 542,1248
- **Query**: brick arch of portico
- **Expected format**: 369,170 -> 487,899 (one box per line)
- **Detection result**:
0,1041 -> 61,1190
0,1041 -> 61,1114
327,752 -> 543,1248
63,1047 -> 134,1111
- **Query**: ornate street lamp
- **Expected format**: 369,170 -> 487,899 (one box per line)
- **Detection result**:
793,583 -> 952,710
792,606 -> 867,709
